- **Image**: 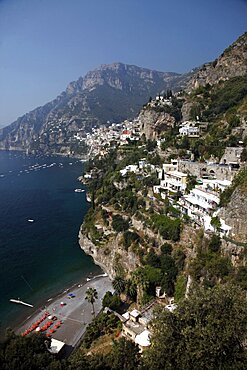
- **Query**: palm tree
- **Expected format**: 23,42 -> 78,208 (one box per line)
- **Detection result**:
112,276 -> 126,295
125,279 -> 137,300
85,287 -> 98,318
131,268 -> 149,308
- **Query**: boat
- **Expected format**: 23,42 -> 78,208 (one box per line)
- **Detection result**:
74,189 -> 85,193
10,299 -> 34,308
28,219 -> 34,222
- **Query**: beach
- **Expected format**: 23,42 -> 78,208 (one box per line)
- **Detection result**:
16,275 -> 113,349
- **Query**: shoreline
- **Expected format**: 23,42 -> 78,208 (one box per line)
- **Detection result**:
13,271 -> 108,333
0,148 -> 89,161
14,274 -> 113,349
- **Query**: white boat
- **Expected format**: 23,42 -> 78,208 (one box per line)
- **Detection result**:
74,189 -> 85,193
28,219 -> 34,222
10,299 -> 34,308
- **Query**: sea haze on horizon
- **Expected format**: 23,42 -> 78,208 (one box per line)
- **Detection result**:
0,151 -> 101,337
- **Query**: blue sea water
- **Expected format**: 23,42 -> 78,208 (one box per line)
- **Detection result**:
0,150 -> 101,338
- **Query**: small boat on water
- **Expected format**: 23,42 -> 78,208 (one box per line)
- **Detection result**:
74,189 -> 85,193
10,299 -> 34,308
28,219 -> 34,222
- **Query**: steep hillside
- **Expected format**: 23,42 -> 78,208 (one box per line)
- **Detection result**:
186,32 -> 247,91
0,63 -> 182,155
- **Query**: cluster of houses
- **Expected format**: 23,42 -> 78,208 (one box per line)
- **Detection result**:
118,155 -> 234,236
79,119 -> 141,157
80,105 -> 244,237
108,289 -> 177,352
147,95 -> 173,108
153,159 -> 233,235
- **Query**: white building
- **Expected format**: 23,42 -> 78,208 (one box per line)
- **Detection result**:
154,170 -> 187,199
179,126 -> 200,137
179,121 -> 200,137
180,186 -> 219,220
120,164 -> 138,176
157,160 -> 178,180
161,170 -> 187,193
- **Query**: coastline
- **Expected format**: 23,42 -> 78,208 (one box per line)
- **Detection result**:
78,228 -> 115,280
15,274 -> 113,349
0,147 -> 89,160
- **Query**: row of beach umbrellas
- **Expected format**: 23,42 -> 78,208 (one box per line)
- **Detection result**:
22,312 -> 62,337
22,311 -> 50,336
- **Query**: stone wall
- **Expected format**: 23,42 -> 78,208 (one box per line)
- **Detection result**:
178,160 -> 236,181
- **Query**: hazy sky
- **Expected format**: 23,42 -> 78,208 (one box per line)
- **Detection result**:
0,0 -> 246,127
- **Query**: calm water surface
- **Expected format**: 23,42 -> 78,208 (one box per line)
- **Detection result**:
0,151 -> 101,338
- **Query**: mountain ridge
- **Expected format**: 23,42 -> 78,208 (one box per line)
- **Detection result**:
0,62 -> 184,154
1,32 -> 246,155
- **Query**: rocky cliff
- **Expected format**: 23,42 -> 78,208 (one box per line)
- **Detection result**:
0,63 -> 183,155
139,108 -> 175,140
186,32 -> 247,91
78,228 -> 140,279
219,186 -> 247,244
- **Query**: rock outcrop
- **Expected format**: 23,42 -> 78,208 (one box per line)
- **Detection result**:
139,108 -> 175,140
78,228 -> 140,279
186,32 -> 247,91
219,187 -> 247,244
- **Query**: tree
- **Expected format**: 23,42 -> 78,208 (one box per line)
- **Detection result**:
131,268 -> 150,308
0,332 -> 61,370
144,284 -> 247,370
125,279 -> 137,300
112,276 -> 126,295
112,214 -> 129,232
208,234 -> 221,253
102,291 -> 121,311
85,287 -> 98,318
210,215 -> 221,233
107,338 -> 141,370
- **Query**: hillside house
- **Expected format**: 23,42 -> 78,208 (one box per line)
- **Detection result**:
220,147 -> 243,167
122,309 -> 151,352
161,170 -> 187,193
179,121 -> 200,137
179,186 -> 219,219
157,159 -> 178,180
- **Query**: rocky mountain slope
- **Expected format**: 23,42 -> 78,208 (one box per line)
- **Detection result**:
186,32 -> 247,91
129,32 -> 247,144
0,63 -> 184,155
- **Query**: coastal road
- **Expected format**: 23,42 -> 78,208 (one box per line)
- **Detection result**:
16,276 -> 114,348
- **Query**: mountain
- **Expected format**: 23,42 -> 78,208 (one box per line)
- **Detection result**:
0,63 -> 183,155
186,32 -> 247,92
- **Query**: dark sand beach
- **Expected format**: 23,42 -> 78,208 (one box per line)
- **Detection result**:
16,275 -> 113,349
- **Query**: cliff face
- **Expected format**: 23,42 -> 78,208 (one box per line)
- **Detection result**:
186,32 -> 247,91
78,229 -> 139,279
219,187 -> 247,244
139,108 -> 175,140
0,63 -> 182,154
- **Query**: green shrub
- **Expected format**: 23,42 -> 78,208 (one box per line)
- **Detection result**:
82,313 -> 119,349
150,214 -> 181,241
174,274 -> 187,302
208,234 -> 221,253
112,214 -> 129,232
102,291 -> 121,311
122,231 -> 140,250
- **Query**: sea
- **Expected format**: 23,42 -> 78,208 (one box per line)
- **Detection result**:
0,150 -> 101,338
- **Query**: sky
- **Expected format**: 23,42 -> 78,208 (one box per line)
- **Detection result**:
0,0 -> 246,127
